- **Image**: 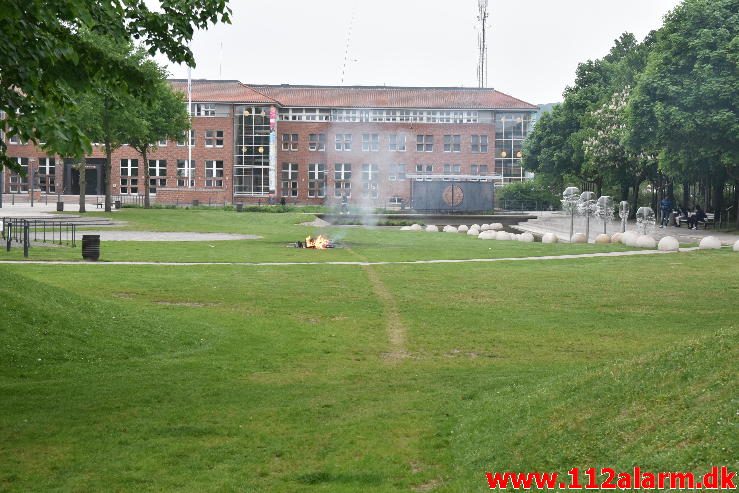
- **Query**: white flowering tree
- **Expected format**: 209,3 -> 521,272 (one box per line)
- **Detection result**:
583,88 -> 656,218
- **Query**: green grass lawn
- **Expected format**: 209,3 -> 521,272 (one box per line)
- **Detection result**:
1,210 -> 736,492
8,209 -> 637,263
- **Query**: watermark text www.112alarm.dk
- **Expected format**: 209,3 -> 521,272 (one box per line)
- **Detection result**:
485,466 -> 736,490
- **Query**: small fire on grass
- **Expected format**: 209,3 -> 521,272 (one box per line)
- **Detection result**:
297,234 -> 335,249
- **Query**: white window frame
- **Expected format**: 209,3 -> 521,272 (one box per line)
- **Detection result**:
205,160 -> 224,187
335,134 -> 352,151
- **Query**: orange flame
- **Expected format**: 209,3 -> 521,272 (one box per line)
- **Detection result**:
305,235 -> 331,249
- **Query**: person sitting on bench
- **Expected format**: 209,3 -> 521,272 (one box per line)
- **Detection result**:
687,205 -> 707,230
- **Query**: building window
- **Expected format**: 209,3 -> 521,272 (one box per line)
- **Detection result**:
443,134 -> 461,152
415,164 -> 433,181
471,164 -> 489,175
388,134 -> 406,152
120,159 -> 139,194
8,157 -> 28,192
176,159 -> 195,187
281,163 -> 298,197
308,133 -> 326,151
38,157 -> 56,193
193,103 -> 216,116
8,134 -> 20,145
335,134 -> 352,151
148,159 -> 167,193
361,164 -> 379,199
334,163 -> 352,197
282,133 -> 298,151
205,130 -> 224,148
443,164 -> 461,177
177,129 -> 195,146
362,133 -> 379,151
204,160 -> 224,187
308,164 -> 326,198
388,164 -> 406,181
158,139 -> 168,146
471,135 -> 488,153
416,134 -> 433,152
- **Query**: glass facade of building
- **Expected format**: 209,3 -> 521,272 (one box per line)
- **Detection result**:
234,106 -> 271,195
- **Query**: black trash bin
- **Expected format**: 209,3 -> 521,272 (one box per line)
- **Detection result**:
82,235 -> 100,261
114,200 -> 121,209
192,199 -> 200,207
235,203 -> 244,212
56,201 -> 64,212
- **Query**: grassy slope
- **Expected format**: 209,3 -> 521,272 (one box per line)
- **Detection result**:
451,329 -> 737,491
0,234 -> 736,491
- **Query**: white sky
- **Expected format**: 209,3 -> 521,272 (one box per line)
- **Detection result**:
154,0 -> 682,104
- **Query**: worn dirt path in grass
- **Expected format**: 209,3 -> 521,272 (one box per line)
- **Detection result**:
361,263 -> 408,361
341,244 -> 409,361
0,248 -> 701,267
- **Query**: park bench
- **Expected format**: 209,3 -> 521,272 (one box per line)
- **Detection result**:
675,212 -> 714,229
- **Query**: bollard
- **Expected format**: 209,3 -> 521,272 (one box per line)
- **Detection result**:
23,221 -> 29,258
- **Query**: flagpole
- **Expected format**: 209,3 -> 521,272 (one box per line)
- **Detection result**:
187,66 -> 192,189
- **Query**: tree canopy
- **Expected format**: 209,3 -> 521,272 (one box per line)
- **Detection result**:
523,0 -> 738,223
0,0 -> 230,172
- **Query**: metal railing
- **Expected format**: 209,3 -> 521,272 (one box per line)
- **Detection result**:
2,218 -> 77,258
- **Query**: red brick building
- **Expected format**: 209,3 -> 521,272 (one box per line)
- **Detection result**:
2,80 -> 538,207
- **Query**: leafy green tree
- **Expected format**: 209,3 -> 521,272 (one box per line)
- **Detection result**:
0,0 -> 230,173
629,0 -> 738,223
128,64 -> 190,208
497,178 -> 560,210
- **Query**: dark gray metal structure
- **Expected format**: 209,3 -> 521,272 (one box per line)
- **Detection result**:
410,180 -> 494,213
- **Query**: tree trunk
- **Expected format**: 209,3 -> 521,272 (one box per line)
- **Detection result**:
78,158 -> 86,213
682,182 -> 690,210
143,148 -> 150,208
103,98 -> 112,212
620,182 -> 629,201
630,178 -> 641,219
712,172 -> 725,223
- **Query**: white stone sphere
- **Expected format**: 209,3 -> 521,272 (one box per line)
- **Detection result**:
443,225 -> 458,233
541,233 -> 559,244
699,236 -> 722,250
734,240 -> 739,252
400,226 -> 411,231
622,231 -> 640,247
571,233 -> 587,243
457,224 -> 469,233
610,232 -> 623,243
425,224 -> 439,233
470,224 -> 480,231
467,228 -> 480,236
409,223 -> 423,231
519,232 -> 535,243
480,224 -> 490,231
478,230 -> 496,240
495,231 -> 511,240
636,235 -> 657,248
658,236 -> 680,251
490,223 -> 504,231
595,234 -> 611,244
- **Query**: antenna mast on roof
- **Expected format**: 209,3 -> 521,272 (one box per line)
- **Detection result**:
477,0 -> 489,88
340,1 -> 357,85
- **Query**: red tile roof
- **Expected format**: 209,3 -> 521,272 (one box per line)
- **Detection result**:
169,80 -> 277,104
251,84 -> 538,110
168,80 -> 537,110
